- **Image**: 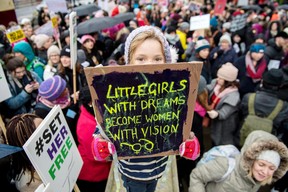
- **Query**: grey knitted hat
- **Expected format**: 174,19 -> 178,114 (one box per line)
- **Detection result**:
124,26 -> 172,64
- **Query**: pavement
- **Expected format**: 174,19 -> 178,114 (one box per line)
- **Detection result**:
14,0 -> 94,22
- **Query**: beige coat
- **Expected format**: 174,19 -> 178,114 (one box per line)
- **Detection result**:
105,155 -> 179,192
189,130 -> 288,192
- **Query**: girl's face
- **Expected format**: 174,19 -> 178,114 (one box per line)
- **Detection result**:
271,23 -> 278,30
60,55 -> 71,68
251,52 -> 264,62
220,40 -> 230,50
233,35 -> 241,43
199,48 -> 209,59
252,160 -> 276,182
49,53 -> 60,64
83,39 -> 94,50
131,39 -> 165,65
217,77 -> 225,86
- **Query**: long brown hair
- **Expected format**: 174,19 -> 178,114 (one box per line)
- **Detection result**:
6,114 -> 41,184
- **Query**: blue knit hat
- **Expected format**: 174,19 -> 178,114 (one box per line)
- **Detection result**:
13,41 -> 35,64
39,75 -> 67,101
250,43 -> 265,53
124,26 -> 172,64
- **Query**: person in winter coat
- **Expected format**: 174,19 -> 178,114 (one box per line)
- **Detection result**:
6,114 -> 43,192
189,37 -> 212,83
164,26 -> 184,62
265,31 -> 288,66
4,57 -> 42,117
80,35 -> 103,67
207,63 -> 241,146
240,69 -> 288,135
32,34 -> 53,64
91,26 -> 201,192
188,130 -> 288,192
13,41 -> 45,80
76,86 -> 111,192
234,43 -> 267,98
209,34 -> 238,79
43,45 -> 60,80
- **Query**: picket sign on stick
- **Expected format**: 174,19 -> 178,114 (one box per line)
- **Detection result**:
84,62 -> 203,159
23,105 -> 83,192
69,11 -> 78,104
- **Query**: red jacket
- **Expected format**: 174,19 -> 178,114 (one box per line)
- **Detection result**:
77,105 -> 111,182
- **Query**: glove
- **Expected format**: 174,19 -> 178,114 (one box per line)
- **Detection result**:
179,136 -> 200,160
207,110 -> 219,119
91,136 -> 116,161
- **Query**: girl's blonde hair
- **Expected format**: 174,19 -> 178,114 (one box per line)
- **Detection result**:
129,29 -> 165,64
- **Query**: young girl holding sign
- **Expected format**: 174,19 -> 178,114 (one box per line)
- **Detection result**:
92,26 -> 200,192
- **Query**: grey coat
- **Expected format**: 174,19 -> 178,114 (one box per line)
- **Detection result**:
207,80 -> 241,146
189,130 -> 288,192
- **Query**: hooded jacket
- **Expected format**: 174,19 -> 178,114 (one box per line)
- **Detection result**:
189,130 -> 288,192
13,42 -> 45,79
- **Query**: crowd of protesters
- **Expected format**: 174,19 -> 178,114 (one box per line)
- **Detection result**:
0,0 -> 288,191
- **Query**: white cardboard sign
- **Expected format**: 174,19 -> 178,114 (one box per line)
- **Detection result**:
0,64 -> 12,102
23,106 -> 83,192
190,14 -> 210,31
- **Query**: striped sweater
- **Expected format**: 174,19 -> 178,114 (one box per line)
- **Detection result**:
118,156 -> 169,181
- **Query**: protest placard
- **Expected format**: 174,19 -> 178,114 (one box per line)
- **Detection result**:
190,14 -> 210,31
6,25 -> 26,44
84,62 -> 203,159
214,0 -> 227,15
23,106 -> 83,192
230,13 -> 248,32
46,0 -> 68,13
0,64 -> 11,102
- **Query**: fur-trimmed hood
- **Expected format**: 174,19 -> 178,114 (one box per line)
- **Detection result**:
240,130 -> 288,183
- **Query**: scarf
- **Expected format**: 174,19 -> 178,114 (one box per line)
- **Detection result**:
212,84 -> 238,108
245,52 -> 266,82
38,93 -> 71,109
164,33 -> 180,45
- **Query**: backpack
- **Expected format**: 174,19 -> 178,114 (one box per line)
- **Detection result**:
197,145 -> 240,182
240,93 -> 283,146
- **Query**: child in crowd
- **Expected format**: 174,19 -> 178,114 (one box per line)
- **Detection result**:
207,63 -> 240,146
91,26 -> 200,192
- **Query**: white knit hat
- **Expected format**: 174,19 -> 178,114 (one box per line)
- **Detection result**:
47,45 -> 60,58
33,34 -> 50,48
124,26 -> 171,64
219,34 -> 232,45
257,150 -> 281,169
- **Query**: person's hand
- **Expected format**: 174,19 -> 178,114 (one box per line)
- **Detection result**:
71,91 -> 79,101
31,82 -> 40,90
24,84 -> 34,93
179,132 -> 200,160
207,110 -> 219,119
91,135 -> 116,161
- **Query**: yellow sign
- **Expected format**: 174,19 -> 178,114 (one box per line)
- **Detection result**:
51,16 -> 58,28
0,0 -> 15,12
6,28 -> 25,44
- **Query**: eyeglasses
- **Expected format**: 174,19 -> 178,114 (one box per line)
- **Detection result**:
50,54 -> 60,57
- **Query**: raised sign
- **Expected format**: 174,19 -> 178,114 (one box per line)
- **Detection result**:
85,62 -> 202,159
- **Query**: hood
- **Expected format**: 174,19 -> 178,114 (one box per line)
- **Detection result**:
240,130 -> 288,183
13,41 -> 35,64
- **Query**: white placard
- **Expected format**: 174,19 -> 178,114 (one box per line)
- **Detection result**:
46,0 -> 68,13
23,106 -> 83,192
69,12 -> 77,69
230,13 -> 248,32
237,0 -> 248,6
190,14 -> 210,31
0,64 -> 12,102
268,60 -> 281,70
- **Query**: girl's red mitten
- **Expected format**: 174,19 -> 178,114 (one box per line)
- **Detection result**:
91,137 -> 116,161
179,136 -> 200,160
